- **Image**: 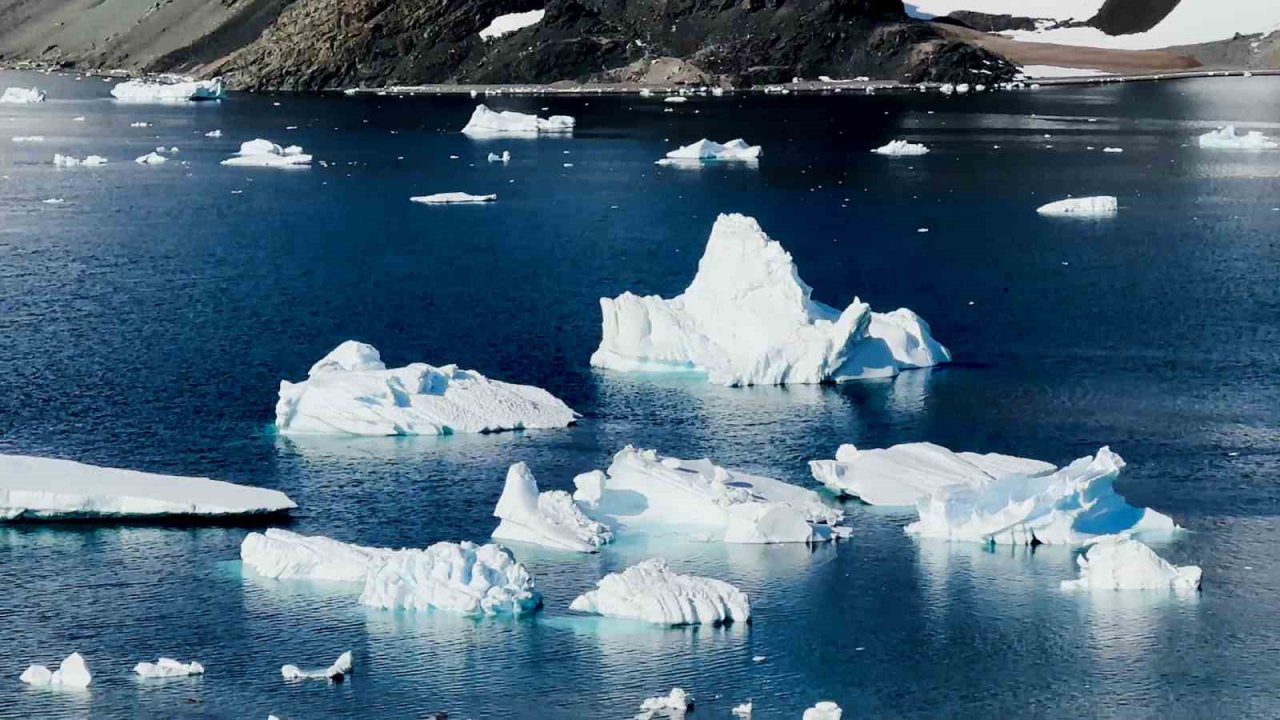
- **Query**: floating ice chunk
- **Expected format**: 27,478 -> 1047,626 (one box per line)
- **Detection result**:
461,104 -> 575,136
636,687 -> 693,719
1,87 -> 45,103
492,462 -> 613,552
663,96 -> 688,104
156,145 -> 179,154
135,151 -> 167,165
803,701 -> 843,720
241,528 -> 541,615
732,701 -> 753,717
205,130 -> 223,138
656,138 -> 761,166
276,341 -> 575,435
53,154 -> 108,167
410,192 -> 497,204
1036,196 -> 1118,216
478,9 -> 545,39
939,83 -> 955,95
111,78 -> 226,102
1198,126 -> 1277,150
130,122 -> 151,128
221,139 -> 312,167
809,442 -> 1056,506
1102,147 -> 1124,153
0,454 -> 295,520
590,213 -> 950,385
955,83 -> 971,94
871,139 -> 929,156
907,447 -> 1179,545
42,198 -> 65,205
487,150 -> 511,163
134,658 -> 205,678
12,136 -> 43,142
571,558 -> 749,625
21,653 -> 91,688
281,651 -> 352,681
1061,536 -> 1201,592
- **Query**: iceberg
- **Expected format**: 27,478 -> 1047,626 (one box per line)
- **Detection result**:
12,136 -> 43,142
487,151 -> 511,163
491,462 -> 613,552
656,138 -> 761,166
478,9 -> 545,40
461,104 -> 575,136
1036,196 -> 1118,216
663,96 -> 688,104
871,140 -> 929,156
590,213 -> 950,386
20,653 -> 91,688
637,688 -> 693,719
53,154 -> 108,167
111,78 -> 226,102
134,658 -> 205,678
1197,126 -> 1278,150
732,702 -> 753,717
906,447 -> 1179,545
1061,536 -> 1201,592
809,442 -> 1056,507
410,192 -> 497,204
0,454 -> 295,520
281,651 -> 352,681
276,341 -> 576,436
573,446 -> 846,543
221,139 -> 312,167
803,702 -> 843,720
241,528 -> 541,616
1,87 -> 45,103
135,151 -> 168,165
205,130 -> 223,138
569,558 -> 750,625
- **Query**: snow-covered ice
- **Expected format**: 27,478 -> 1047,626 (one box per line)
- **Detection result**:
491,462 -> 613,552
281,651 -> 352,681
663,96 -> 688,104
221,139 -> 312,167
656,138 -> 761,166
1,87 -> 45,103
1198,126 -> 1278,150
461,104 -> 574,136
809,442 -> 1056,506
590,213 -> 950,385
53,154 -> 108,167
1061,536 -> 1201,592
478,9 -> 545,39
111,78 -> 226,102
12,136 -> 43,142
1036,196 -> 1118,216
570,558 -> 749,625
0,454 -> 296,520
20,653 -> 91,688
241,528 -> 541,615
636,688 -> 693,719
135,151 -> 168,165
275,341 -> 576,435
134,658 -> 205,678
906,446 -> 1179,545
871,139 -> 929,156
410,192 -> 497,204
803,702 -> 843,720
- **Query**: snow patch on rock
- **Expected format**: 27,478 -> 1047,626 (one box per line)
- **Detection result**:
478,9 -> 545,40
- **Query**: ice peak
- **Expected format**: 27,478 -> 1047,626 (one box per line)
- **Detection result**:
307,340 -> 387,376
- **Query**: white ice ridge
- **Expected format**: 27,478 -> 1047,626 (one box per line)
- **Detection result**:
573,446 -> 847,543
275,341 -> 577,435
111,78 -> 226,102
590,213 -> 950,386
1197,126 -> 1278,150
281,651 -> 352,681
1036,196 -> 1118,217
1,87 -> 45,103
478,9 -> 545,40
569,558 -> 750,625
221,139 -> 312,167
1061,536 -> 1201,592
134,658 -> 205,678
809,442 -> 1056,507
906,446 -> 1179,545
53,154 -> 108,167
491,462 -> 613,552
636,688 -> 693,719
0,454 -> 296,520
656,138 -> 762,165
410,192 -> 497,204
241,528 -> 542,615
871,139 -> 929,156
803,701 -> 843,720
20,653 -> 91,688
135,151 -> 168,165
461,104 -> 575,136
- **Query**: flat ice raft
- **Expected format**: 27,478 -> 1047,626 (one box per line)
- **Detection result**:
1036,196 -> 1118,216
461,104 -> 575,136
570,558 -> 750,625
111,78 -> 226,102
0,454 -> 296,520
590,213 -> 949,386
275,340 -> 577,435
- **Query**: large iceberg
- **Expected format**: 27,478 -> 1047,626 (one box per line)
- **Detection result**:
871,140 -> 929,156
1061,536 -> 1201,592
0,454 -> 295,520
590,213 -> 950,386
491,462 -> 613,552
134,658 -> 205,678
573,446 -> 847,544
461,104 -> 575,136
20,653 -> 91,688
1036,196 -> 1118,217
1197,126 -> 1278,150
275,341 -> 577,435
241,528 -> 541,616
1,87 -> 45,103
906,447 -> 1178,545
809,442 -> 1055,507
221,139 -> 311,167
281,651 -> 352,681
656,139 -> 761,166
111,78 -> 226,102
569,558 -> 750,625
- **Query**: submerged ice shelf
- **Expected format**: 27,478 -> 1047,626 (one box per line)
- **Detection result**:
570,558 -> 750,625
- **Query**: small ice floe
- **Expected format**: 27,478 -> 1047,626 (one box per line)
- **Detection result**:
663,96 -> 688,104
1198,125 -> 1277,150
135,151 -> 167,165
111,78 -> 226,102
732,702 -> 753,717
871,139 -> 928,156
955,83 -> 971,94
73,116 -> 86,122
492,462 -> 613,553
636,688 -> 693,719
12,136 -> 44,142
42,198 -> 65,204
569,558 -> 750,625
655,138 -> 761,166
281,651 -> 352,682
134,658 -> 205,679
803,701 -> 843,720
205,130 -> 222,138
1061,536 -> 1201,592
478,9 -> 545,39
53,154 -> 108,167
221,139 -> 312,167
0,87 -> 45,103
129,122 -> 152,128
156,146 -> 180,154
20,653 -> 91,688
461,104 -> 574,136
241,529 -> 542,615
939,83 -> 955,95
410,192 -> 497,205
487,150 -> 511,163
1102,147 -> 1124,153
1036,195 -> 1118,216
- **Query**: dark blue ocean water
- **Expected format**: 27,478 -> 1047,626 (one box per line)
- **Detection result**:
2,70 -> 1280,719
